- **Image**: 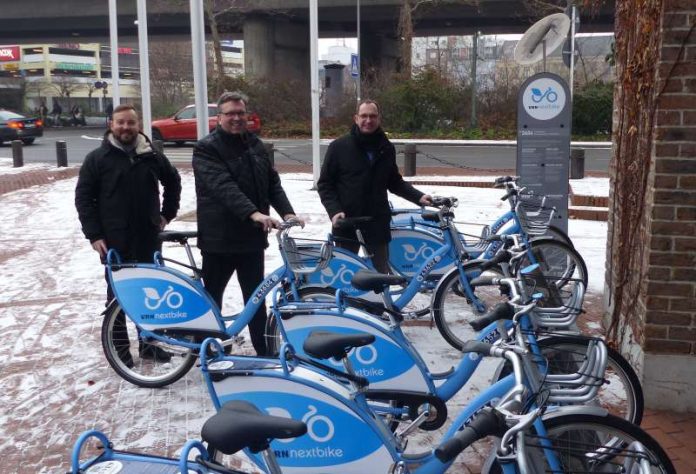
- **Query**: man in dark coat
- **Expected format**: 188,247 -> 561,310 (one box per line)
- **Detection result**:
192,91 -> 300,356
75,103 -> 181,366
317,99 -> 432,273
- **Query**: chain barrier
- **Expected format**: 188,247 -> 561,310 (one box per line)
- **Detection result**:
402,149 -> 508,174
273,148 -> 312,165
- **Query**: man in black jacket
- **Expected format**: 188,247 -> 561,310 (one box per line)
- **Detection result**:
318,100 -> 432,273
192,91 -> 300,356
75,104 -> 181,366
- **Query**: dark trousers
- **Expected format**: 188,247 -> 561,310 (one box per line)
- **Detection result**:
202,251 -> 267,355
337,240 -> 391,274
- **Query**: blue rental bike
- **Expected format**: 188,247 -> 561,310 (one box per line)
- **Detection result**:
268,258 -> 643,427
190,322 -> 671,473
72,324 -> 670,473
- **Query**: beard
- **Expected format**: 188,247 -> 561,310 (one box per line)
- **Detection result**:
114,130 -> 137,145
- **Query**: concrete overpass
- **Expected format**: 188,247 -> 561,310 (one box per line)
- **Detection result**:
0,0 -> 615,79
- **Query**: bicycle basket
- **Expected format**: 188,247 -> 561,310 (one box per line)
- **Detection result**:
516,194 -> 555,236
281,234 -> 332,274
538,337 -> 609,405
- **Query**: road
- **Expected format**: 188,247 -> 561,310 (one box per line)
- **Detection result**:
2,127 -> 611,173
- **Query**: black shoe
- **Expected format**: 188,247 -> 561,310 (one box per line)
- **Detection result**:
139,343 -> 172,362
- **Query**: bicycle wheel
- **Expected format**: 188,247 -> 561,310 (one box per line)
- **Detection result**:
432,262 -> 509,351
516,238 -> 588,290
101,303 -> 197,388
542,225 -> 575,248
494,335 -> 644,425
525,413 -> 675,473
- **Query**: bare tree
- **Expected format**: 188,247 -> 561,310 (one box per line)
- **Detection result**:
48,77 -> 81,108
149,41 -> 194,114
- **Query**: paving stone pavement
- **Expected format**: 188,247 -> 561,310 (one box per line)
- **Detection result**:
1,165 -> 694,473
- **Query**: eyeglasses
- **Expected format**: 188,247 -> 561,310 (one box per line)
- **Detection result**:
220,110 -> 247,117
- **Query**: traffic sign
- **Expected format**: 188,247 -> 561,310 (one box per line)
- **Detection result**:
350,53 -> 359,77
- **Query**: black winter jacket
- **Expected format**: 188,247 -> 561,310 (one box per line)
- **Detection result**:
317,125 -> 424,244
192,126 -> 294,253
74,132 -> 181,261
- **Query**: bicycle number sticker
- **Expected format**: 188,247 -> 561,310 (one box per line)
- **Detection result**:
522,77 -> 566,121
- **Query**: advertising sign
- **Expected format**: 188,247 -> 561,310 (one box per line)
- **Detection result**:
0,46 -> 20,62
516,72 -> 571,233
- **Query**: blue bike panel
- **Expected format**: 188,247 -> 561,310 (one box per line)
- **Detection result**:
80,458 -> 182,473
210,367 -> 396,473
280,308 -> 431,392
303,248 -> 379,300
109,266 -> 223,332
389,228 -> 453,277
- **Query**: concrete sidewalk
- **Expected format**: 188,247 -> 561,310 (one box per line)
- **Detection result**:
0,165 -> 693,473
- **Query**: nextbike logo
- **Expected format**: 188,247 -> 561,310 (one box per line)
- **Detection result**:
416,255 -> 441,282
270,405 -> 345,459
319,263 -> 354,287
327,343 -> 382,376
252,274 -> 280,304
142,285 -> 188,320
522,78 -> 566,121
402,242 -> 434,262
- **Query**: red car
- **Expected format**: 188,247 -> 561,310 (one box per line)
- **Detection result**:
151,103 -> 261,145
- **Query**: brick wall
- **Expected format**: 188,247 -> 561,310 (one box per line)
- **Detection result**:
645,4 -> 696,356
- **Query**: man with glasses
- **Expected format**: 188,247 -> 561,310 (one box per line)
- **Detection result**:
192,91 -> 300,356
318,99 -> 432,273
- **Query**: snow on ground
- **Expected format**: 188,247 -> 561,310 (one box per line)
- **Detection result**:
570,176 -> 610,197
0,170 -> 608,472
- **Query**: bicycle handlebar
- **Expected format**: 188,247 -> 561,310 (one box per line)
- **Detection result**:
434,407 -> 505,463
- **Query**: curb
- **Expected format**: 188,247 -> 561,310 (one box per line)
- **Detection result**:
0,167 -> 79,197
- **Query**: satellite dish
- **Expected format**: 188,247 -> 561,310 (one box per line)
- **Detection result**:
514,13 -> 571,66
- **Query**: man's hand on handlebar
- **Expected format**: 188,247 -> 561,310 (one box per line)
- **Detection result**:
250,211 -> 281,232
331,212 -> 346,227
283,213 -> 306,228
419,194 -> 433,206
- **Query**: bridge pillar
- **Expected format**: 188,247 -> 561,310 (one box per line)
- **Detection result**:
360,28 -> 401,79
243,15 -> 309,81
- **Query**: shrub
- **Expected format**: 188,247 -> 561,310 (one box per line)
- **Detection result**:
572,82 -> 614,135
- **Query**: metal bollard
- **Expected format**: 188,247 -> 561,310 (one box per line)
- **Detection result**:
56,140 -> 68,167
11,140 -> 23,167
264,142 -> 275,167
403,143 -> 417,177
152,139 -> 164,155
570,148 -> 585,179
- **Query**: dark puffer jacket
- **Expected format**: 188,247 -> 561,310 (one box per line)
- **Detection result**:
74,132 -> 181,261
317,125 -> 424,244
192,126 -> 294,253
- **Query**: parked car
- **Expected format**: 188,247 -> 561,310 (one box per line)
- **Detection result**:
0,110 -> 44,145
151,104 -> 261,145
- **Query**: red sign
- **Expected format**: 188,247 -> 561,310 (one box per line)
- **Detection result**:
0,46 -> 20,62
118,47 -> 133,54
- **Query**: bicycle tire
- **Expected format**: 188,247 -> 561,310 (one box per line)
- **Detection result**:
516,238 -> 588,291
485,412 -> 674,473
432,261 -> 509,351
540,225 -> 575,248
530,413 -> 674,473
101,303 -> 197,388
495,335 -> 644,425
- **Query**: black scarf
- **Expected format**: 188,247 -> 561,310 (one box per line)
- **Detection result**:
351,124 -> 386,152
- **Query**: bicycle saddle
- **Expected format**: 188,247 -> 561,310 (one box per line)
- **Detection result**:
158,230 -> 198,242
201,400 -> 307,454
351,269 -> 408,293
302,330 -> 376,360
